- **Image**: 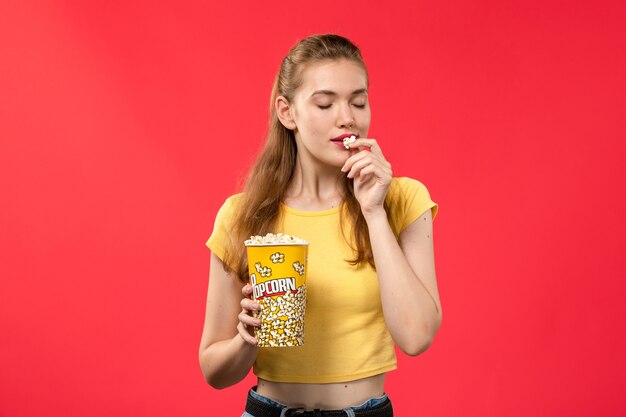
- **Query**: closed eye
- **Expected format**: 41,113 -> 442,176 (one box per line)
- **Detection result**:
317,103 -> 366,110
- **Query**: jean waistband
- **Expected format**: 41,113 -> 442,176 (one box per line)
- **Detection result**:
245,388 -> 393,417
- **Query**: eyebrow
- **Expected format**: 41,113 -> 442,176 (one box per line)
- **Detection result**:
311,88 -> 368,97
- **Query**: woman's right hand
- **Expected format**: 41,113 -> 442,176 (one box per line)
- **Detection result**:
237,284 -> 262,346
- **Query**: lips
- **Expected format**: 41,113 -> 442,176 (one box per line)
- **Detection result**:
331,133 -> 358,142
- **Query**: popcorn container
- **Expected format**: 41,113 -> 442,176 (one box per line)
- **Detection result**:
245,234 -> 308,347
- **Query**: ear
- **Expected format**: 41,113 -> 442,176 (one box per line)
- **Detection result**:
275,96 -> 297,130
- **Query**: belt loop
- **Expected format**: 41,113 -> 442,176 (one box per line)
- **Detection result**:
343,408 -> 356,417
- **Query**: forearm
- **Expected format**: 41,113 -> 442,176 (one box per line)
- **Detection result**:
199,334 -> 258,389
365,209 -> 441,355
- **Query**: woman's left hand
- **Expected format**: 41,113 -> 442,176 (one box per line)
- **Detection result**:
341,138 -> 392,216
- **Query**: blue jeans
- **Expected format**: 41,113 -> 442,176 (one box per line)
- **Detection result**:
241,387 -> 389,417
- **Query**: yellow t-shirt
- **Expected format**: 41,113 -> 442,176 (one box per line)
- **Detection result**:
206,177 -> 438,383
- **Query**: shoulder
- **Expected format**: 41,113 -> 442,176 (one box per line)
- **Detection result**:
387,177 -> 431,202
386,177 -> 438,232
218,192 -> 246,210
213,192 -> 247,223
223,192 -> 246,204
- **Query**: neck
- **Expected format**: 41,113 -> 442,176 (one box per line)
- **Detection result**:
284,154 -> 344,209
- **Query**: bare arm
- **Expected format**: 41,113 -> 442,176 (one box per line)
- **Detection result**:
198,252 -> 261,389
365,207 -> 442,356
342,137 -> 442,356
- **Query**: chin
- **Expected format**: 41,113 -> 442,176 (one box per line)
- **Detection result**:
330,156 -> 349,168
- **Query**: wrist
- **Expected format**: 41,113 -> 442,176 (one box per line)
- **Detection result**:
362,206 -> 387,223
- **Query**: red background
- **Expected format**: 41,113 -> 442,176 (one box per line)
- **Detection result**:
1,1 -> 625,416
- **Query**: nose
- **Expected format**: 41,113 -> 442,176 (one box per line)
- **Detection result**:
337,103 -> 355,128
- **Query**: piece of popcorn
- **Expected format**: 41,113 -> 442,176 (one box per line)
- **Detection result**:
343,135 -> 357,149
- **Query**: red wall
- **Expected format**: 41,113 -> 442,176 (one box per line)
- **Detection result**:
1,1 -> 625,416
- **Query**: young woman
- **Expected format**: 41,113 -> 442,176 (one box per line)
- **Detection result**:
199,34 -> 441,416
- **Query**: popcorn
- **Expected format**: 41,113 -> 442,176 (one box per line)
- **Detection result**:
270,252 -> 285,263
254,285 -> 307,347
254,262 -> 272,277
245,233 -> 308,245
343,135 -> 357,149
292,261 -> 305,276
